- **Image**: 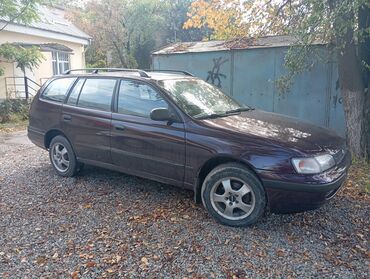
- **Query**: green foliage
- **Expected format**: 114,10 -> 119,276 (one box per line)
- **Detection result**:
0,100 -> 12,123
276,45 -> 320,94
0,99 -> 29,123
85,46 -> 107,69
271,0 -> 370,91
0,43 -> 44,75
68,0 -> 205,69
163,0 -> 207,43
0,0 -> 47,76
0,0 -> 44,26
124,0 -> 165,68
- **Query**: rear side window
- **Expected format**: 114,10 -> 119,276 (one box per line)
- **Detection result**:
117,80 -> 168,118
67,78 -> 85,106
41,78 -> 76,102
77,79 -> 116,111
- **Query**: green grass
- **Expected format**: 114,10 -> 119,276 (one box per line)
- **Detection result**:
0,113 -> 28,133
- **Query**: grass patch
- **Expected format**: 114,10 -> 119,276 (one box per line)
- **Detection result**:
0,113 -> 28,133
0,99 -> 30,133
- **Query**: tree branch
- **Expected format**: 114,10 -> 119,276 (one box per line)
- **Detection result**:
0,0 -> 34,32
276,0 -> 292,16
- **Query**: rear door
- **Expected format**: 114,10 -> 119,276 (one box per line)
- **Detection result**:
62,77 -> 117,163
110,79 -> 186,186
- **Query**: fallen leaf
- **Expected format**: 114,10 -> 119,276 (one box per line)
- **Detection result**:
141,256 -> 149,265
36,256 -> 47,265
86,261 -> 96,268
276,249 -> 285,257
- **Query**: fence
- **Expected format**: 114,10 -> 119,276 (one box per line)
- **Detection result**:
152,45 -> 346,136
4,76 -> 41,100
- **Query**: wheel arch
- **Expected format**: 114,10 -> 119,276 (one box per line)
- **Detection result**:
194,156 -> 263,203
44,129 -> 69,149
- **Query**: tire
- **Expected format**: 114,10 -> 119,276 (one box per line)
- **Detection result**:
49,135 -> 79,177
201,163 -> 266,227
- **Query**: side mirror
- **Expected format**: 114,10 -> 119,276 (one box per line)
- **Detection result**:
150,108 -> 171,122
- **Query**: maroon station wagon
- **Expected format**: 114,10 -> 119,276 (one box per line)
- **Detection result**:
28,68 -> 351,227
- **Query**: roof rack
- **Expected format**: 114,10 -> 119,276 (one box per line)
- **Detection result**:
145,69 -> 194,76
62,68 -> 150,78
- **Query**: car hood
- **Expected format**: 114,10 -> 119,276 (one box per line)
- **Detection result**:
200,110 -> 345,153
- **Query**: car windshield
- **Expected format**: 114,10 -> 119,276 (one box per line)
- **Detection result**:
158,78 -> 251,119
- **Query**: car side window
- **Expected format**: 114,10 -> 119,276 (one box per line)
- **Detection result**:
67,78 -> 85,106
77,78 -> 116,111
117,80 -> 168,118
41,78 -> 76,102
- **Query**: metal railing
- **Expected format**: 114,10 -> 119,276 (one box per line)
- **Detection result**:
62,68 -> 194,77
4,76 -> 41,100
63,68 -> 151,78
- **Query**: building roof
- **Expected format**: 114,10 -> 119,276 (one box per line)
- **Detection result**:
12,42 -> 73,52
0,5 -> 91,42
152,35 -> 325,55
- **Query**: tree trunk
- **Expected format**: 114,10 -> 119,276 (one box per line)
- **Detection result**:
337,39 -> 366,158
366,84 -> 370,159
111,40 -> 126,67
359,4 -> 370,159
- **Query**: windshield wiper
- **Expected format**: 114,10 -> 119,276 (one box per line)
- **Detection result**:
225,107 -> 254,114
195,113 -> 227,120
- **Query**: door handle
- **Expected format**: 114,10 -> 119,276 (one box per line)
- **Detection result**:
62,114 -> 72,121
114,124 -> 126,131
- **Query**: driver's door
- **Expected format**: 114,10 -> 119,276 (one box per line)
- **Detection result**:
110,79 -> 186,186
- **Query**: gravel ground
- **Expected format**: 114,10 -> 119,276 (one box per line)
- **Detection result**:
0,131 -> 369,278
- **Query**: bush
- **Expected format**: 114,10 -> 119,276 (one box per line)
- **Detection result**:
0,99 -> 30,123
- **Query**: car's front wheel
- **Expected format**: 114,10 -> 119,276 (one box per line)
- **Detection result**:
49,135 -> 79,177
201,163 -> 266,227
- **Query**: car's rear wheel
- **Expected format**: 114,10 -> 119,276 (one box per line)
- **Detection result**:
49,135 -> 79,177
201,163 -> 266,227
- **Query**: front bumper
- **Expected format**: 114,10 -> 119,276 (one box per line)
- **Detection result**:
258,150 -> 351,213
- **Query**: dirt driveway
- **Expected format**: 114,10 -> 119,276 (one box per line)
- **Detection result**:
0,131 -> 368,278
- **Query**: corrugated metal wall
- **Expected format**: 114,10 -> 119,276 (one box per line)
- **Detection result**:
152,46 -> 345,136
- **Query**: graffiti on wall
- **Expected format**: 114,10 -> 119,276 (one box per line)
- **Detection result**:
206,57 -> 228,88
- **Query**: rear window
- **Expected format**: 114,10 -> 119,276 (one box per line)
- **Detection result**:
76,78 -> 116,111
41,78 -> 76,102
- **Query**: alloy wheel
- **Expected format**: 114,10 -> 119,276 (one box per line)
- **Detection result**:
210,177 -> 255,221
51,143 -> 70,172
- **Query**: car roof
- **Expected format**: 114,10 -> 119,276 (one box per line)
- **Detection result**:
55,69 -> 195,81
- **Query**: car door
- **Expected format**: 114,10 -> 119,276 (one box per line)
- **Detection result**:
110,79 -> 186,186
31,77 -> 77,137
62,77 -> 117,163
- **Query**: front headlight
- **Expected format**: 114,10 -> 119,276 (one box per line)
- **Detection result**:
292,154 -> 335,174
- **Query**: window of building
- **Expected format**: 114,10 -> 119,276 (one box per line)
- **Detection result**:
52,52 -> 70,75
